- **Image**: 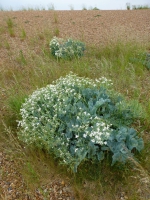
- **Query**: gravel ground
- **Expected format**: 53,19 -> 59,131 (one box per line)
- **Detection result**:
0,10 -> 150,200
0,152 -> 75,200
0,10 -> 150,46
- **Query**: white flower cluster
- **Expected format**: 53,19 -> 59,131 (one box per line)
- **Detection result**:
18,73 -> 113,169
49,36 -> 63,47
49,37 -> 85,59
95,77 -> 113,87
49,36 -> 63,57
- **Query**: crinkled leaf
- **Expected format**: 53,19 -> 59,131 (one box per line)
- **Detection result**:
136,138 -> 144,151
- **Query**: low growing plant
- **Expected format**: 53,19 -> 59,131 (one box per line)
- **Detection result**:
6,17 -> 14,28
53,12 -> 58,23
20,29 -> 26,40
130,52 -> 150,70
16,50 -> 27,65
50,36 -> 85,60
53,27 -> 60,37
92,7 -> 99,10
18,73 -> 144,172
145,53 -> 150,70
126,3 -> 131,10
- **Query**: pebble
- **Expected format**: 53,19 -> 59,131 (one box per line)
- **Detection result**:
1,152 -> 75,199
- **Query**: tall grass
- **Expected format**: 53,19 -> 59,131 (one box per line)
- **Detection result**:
20,28 -> 27,40
0,17 -> 150,199
6,17 -> 15,37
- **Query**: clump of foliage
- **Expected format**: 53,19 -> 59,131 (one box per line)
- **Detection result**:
18,73 -> 144,172
92,7 -> 99,10
126,3 -> 131,10
145,53 -> 150,70
50,37 -> 85,60
130,52 -> 150,70
6,17 -> 14,28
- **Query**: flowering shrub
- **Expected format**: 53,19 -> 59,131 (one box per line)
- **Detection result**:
49,37 -> 85,59
18,73 -> 144,172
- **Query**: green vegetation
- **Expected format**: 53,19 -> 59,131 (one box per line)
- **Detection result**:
0,14 -> 150,200
20,28 -> 27,40
132,5 -> 150,9
6,17 -> 15,37
22,6 -> 46,11
130,52 -> 150,70
18,73 -> 144,173
16,50 -> 27,65
126,3 -> 131,10
6,18 -> 14,28
4,41 -> 10,50
92,7 -> 100,10
53,12 -> 58,23
53,27 -> 60,36
82,5 -> 87,10
50,37 -> 85,59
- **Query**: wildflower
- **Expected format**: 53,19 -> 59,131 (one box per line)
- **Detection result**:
50,37 -> 85,59
18,72 -> 143,172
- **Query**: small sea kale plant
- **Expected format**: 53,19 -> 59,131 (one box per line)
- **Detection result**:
49,36 -> 85,59
130,52 -> 150,70
145,53 -> 150,70
18,73 -> 144,172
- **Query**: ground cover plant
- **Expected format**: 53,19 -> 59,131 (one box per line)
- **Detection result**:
18,73 -> 144,172
145,53 -> 150,70
50,36 -> 85,60
130,52 -> 150,70
0,11 -> 150,200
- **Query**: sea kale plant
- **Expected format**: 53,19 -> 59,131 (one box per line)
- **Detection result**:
145,53 -> 150,70
18,73 -> 144,172
49,36 -> 85,59
130,52 -> 150,70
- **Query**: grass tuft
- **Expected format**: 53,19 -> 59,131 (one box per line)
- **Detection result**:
6,17 -> 15,37
20,28 -> 26,40
6,18 -> 14,28
16,50 -> 27,65
53,12 -> 58,23
54,27 -> 60,36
